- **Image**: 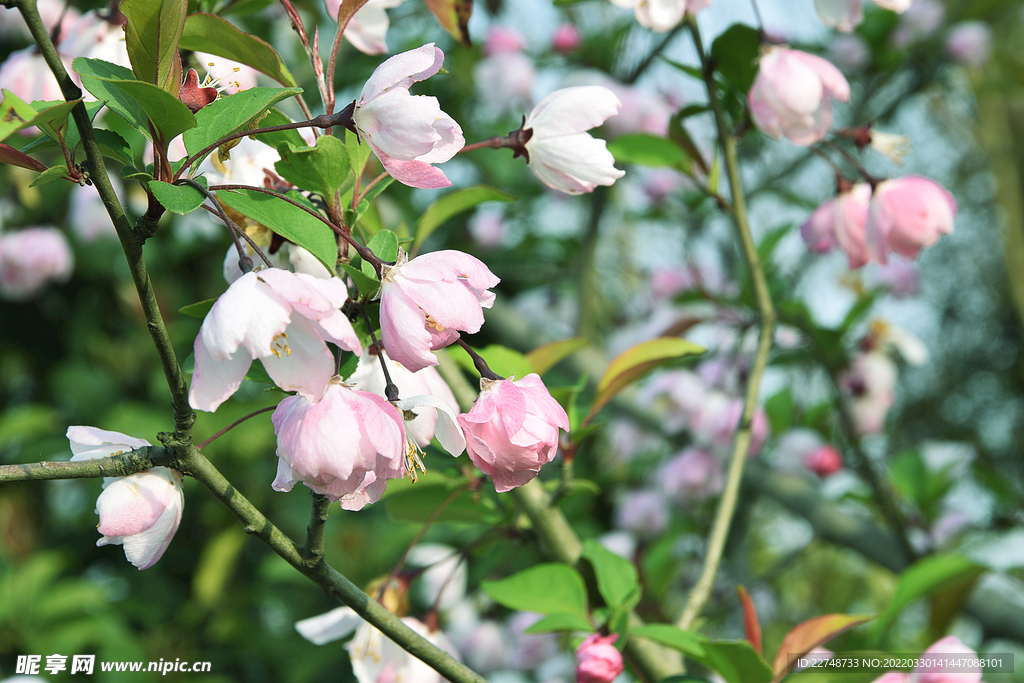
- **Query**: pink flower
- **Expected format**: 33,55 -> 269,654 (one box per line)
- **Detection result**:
607,0 -> 713,32
800,183 -> 871,268
658,447 -> 724,502
869,636 -> 981,683
691,391 -> 770,456
749,47 -> 850,145
67,427 -> 183,570
458,374 -> 570,492
552,24 -> 582,52
604,83 -> 674,138
351,43 -> 464,188
946,22 -> 992,69
0,227 -> 74,301
0,48 -> 71,103
485,25 -> 526,55
576,633 -> 623,683
803,444 -> 843,476
615,488 -> 669,536
866,176 -> 956,264
378,249 -> 499,372
523,86 -> 625,194
58,10 -> 130,70
326,0 -> 403,55
475,51 -> 536,116
189,269 -> 361,412
468,208 -> 509,248
271,377 -> 407,510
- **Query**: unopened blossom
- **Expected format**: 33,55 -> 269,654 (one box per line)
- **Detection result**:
189,268 -> 361,412
325,0 -> 403,55
946,22 -> 992,69
658,447 -> 724,502
67,427 -> 184,570
458,374 -> 570,492
800,183 -> 871,268
552,24 -> 582,52
576,634 -> 623,683
272,377 -> 406,510
865,175 -> 956,264
521,86 -> 625,194
349,43 -> 464,188
485,25 -> 526,54
297,607 -> 460,683
607,0 -> 713,33
0,227 -> 74,301
803,444 -> 843,476
604,83 -> 674,138
749,47 -> 850,145
348,349 -> 465,455
378,248 -> 499,372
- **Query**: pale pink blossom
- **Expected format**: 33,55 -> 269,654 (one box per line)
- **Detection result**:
348,349 -> 464,454
749,47 -> 850,146
0,48 -> 69,103
691,391 -> 770,456
67,427 -> 184,570
272,377 -> 407,510
803,444 -> 843,476
0,0 -> 78,41
658,447 -> 724,502
841,351 -> 897,436
870,257 -> 920,297
378,249 -> 499,372
468,208 -> 509,248
485,25 -> 526,55
552,24 -> 582,52
0,227 -> 74,301
865,176 -> 956,264
523,86 -> 625,194
325,0 -> 403,55
615,489 -> 669,536
604,83 -> 674,138
58,10 -> 130,71
829,34 -> 871,71
815,0 -> 863,32
189,269 -> 361,411
475,52 -> 536,116
891,0 -> 945,48
800,183 -> 872,268
873,0 -> 912,12
576,633 -> 623,683
946,22 -> 992,69
351,43 -> 464,188
607,0 -> 713,33
458,374 -> 570,492
869,636 -> 981,683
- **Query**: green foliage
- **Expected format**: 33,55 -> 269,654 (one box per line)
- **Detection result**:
182,86 -> 303,165
414,185 -> 516,251
179,13 -> 297,87
710,24 -> 762,94
481,564 -> 590,621
274,134 -> 351,210
148,177 -> 208,214
121,0 -> 187,91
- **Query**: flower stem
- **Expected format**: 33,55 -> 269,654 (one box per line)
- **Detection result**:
196,406 -> 277,450
675,14 -> 776,632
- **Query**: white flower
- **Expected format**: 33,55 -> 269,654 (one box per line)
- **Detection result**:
522,86 -> 625,195
326,0 -> 404,55
607,0 -> 713,32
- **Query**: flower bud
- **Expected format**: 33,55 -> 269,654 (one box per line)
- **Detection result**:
576,633 -> 623,683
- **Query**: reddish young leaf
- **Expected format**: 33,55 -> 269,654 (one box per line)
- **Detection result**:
423,0 -> 473,46
737,585 -> 762,655
771,614 -> 873,682
0,143 -> 49,172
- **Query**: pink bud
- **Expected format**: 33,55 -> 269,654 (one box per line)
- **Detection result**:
800,183 -> 871,268
576,633 -> 623,683
552,24 -> 582,52
866,176 -> 956,264
748,47 -> 850,146
802,444 -> 843,477
485,25 -> 525,55
458,374 -> 570,492
0,227 -> 74,301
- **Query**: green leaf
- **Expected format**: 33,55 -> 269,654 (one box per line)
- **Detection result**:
770,614 -> 873,681
0,143 -> 48,172
148,177 -> 207,214
710,24 -> 762,93
364,229 -> 400,267
668,114 -> 708,174
274,134 -> 351,205
179,299 -> 216,318
179,13 -> 297,87
183,86 -> 303,164
21,101 -> 107,162
524,613 -> 595,635
121,0 -> 187,91
29,165 -> 68,187
414,185 -> 515,251
346,129 -> 372,177
422,0 -> 472,46
28,97 -> 82,142
340,263 -> 380,298
384,481 -> 497,523
869,554 -> 985,645
586,338 -> 705,423
763,387 -> 794,434
121,165 -> 154,183
581,539 -> 640,610
633,624 -> 708,658
74,58 -> 196,144
700,641 -> 774,683
607,133 -> 689,169
0,89 -> 40,142
526,337 -> 588,376
92,128 -> 136,166
218,189 -> 337,271
249,108 -> 307,150
481,564 -> 589,619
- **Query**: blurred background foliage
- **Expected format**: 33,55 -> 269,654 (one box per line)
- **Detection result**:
2,0 -> 1024,681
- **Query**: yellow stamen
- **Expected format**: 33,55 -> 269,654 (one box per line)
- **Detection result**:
270,332 -> 291,359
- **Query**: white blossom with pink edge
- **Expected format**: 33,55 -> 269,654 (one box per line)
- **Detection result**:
0,227 -> 74,301
865,175 -> 956,264
748,47 -> 850,146
377,248 -> 499,373
296,607 -> 461,683
351,43 -> 464,188
271,377 -> 406,510
325,0 -> 403,55
67,427 -> 184,570
522,86 -> 625,195
800,183 -> 871,268
607,0 -> 713,33
188,269 -> 361,412
458,374 -> 570,493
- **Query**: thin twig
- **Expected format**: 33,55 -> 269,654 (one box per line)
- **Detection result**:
196,406 -> 277,450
